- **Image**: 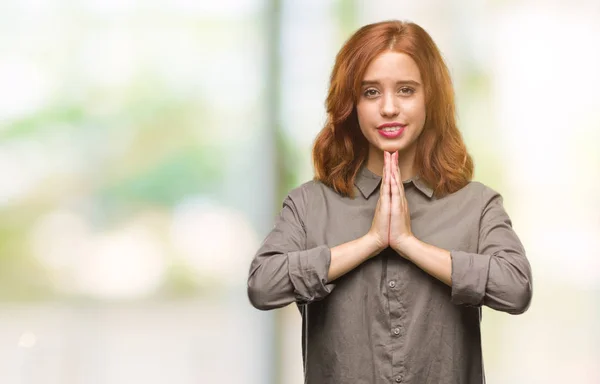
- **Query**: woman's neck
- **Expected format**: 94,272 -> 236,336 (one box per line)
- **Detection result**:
365,147 -> 417,181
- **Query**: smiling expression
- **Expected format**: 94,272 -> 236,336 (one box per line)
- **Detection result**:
356,51 -> 427,157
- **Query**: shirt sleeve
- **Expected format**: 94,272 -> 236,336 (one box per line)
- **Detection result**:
450,186 -> 533,314
247,185 -> 335,310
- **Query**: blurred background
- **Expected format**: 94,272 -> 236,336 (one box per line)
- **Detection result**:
0,0 -> 599,383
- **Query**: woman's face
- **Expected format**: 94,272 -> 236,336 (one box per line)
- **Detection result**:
356,51 -> 426,156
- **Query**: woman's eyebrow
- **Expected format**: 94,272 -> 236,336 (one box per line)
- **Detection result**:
361,80 -> 421,86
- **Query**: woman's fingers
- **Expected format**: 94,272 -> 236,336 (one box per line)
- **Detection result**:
391,151 -> 398,189
391,152 -> 400,211
392,151 -> 406,201
382,152 -> 390,212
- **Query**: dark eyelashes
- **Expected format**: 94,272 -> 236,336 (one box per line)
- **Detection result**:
362,87 -> 415,97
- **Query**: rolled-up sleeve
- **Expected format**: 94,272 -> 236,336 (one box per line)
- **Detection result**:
247,187 -> 335,310
451,187 -> 533,314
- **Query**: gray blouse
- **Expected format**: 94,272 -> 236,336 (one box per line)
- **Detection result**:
247,164 -> 533,384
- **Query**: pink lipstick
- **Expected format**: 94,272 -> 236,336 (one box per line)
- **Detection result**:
377,123 -> 406,139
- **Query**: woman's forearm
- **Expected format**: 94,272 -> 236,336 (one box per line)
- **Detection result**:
394,236 -> 452,286
328,234 -> 383,282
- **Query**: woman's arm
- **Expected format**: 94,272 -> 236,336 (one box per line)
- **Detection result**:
247,190 -> 330,310
328,234 -> 382,281
393,237 -> 452,286
393,188 -> 533,315
449,189 -> 533,314
249,158 -> 393,311
248,188 -> 385,311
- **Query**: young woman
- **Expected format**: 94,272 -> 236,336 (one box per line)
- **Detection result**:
247,20 -> 532,384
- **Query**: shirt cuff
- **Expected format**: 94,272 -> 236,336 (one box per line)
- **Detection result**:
450,250 -> 492,306
288,244 -> 335,304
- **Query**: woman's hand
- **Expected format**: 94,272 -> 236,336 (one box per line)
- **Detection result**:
388,151 -> 414,255
366,151 -> 415,256
366,152 -> 392,253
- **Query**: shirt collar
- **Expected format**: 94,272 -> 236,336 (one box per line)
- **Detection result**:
354,164 -> 434,199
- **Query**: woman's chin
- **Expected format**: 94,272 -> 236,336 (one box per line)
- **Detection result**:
377,142 -> 404,153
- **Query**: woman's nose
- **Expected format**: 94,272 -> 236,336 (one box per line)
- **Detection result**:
380,93 -> 399,117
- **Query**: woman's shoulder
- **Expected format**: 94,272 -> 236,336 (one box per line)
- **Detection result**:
451,180 -> 504,205
285,179 -> 325,204
280,180 -> 326,224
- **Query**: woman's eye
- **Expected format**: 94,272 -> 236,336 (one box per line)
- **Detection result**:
399,87 -> 415,96
364,89 -> 379,97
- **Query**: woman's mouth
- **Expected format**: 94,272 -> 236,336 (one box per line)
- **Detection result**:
377,124 -> 406,138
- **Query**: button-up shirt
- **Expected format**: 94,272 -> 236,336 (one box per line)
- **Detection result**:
247,165 -> 533,384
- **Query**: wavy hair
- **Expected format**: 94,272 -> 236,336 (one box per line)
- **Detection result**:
312,20 -> 473,198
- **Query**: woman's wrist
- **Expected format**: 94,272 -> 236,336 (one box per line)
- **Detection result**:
362,233 -> 386,258
391,235 -> 419,260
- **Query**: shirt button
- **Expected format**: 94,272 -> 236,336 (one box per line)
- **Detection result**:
388,281 -> 396,288
393,327 -> 401,336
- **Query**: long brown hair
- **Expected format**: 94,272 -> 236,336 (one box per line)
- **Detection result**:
312,20 -> 473,198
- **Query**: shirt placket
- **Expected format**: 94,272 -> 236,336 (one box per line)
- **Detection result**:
387,258 -> 407,383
